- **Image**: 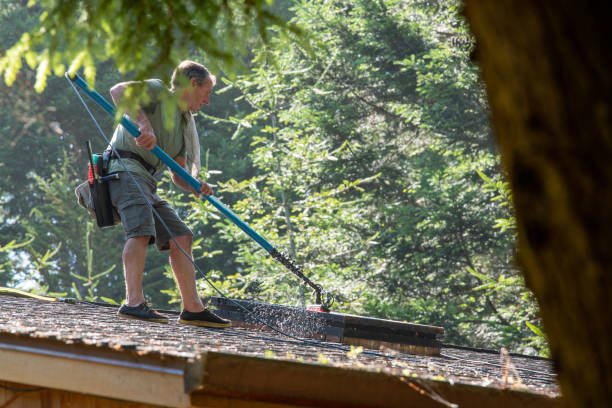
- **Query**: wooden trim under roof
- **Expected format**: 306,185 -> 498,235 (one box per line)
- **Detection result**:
0,338 -> 192,407
193,352 -> 560,408
0,334 -> 560,408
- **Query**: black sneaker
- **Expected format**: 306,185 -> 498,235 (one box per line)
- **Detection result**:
118,303 -> 169,324
178,308 -> 231,328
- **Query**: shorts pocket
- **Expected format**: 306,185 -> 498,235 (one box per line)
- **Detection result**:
116,201 -> 154,237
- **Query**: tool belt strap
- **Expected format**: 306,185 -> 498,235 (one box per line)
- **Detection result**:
106,148 -> 156,175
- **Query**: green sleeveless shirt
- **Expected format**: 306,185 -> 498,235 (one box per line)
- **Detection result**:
107,79 -> 187,183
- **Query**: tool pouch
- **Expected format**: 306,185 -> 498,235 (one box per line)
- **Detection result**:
75,149 -> 120,228
91,176 -> 117,228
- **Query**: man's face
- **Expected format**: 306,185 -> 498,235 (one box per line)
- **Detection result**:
181,78 -> 214,112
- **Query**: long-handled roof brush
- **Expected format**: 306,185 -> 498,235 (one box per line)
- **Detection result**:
67,72 -> 334,312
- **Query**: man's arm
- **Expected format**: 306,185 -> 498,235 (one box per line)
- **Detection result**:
171,156 -> 213,196
110,82 -> 157,150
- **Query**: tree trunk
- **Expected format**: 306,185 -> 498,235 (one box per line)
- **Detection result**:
463,1 -> 611,407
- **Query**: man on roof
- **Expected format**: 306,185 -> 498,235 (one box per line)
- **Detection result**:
107,60 -> 230,328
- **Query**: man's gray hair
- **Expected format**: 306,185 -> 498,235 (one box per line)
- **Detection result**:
170,60 -> 216,91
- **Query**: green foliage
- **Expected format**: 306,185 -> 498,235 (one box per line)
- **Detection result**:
18,152 -> 125,301
0,0 -> 297,93
174,0 -> 547,355
476,169 -> 548,354
478,170 -> 516,232
0,235 -> 34,286
69,222 -> 117,302
0,0 -> 549,356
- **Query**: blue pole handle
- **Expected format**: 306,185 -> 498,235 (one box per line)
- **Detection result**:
67,72 -> 274,252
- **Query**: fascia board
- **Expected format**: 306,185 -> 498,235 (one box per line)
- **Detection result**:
0,341 -> 191,408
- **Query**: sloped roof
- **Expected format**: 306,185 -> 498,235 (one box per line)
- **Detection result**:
0,294 -> 559,407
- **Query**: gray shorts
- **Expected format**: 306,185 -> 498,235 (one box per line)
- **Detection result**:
108,172 -> 192,251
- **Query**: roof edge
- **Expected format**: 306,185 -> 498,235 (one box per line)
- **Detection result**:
194,351 -> 560,408
0,338 -> 192,407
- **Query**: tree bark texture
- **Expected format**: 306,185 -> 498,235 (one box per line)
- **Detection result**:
463,1 -> 611,407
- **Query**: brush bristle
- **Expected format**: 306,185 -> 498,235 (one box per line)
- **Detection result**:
306,304 -> 330,313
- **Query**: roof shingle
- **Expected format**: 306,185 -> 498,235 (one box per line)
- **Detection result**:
0,295 -> 558,398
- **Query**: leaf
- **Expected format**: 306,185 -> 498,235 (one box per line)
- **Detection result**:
34,55 -> 50,93
465,266 -> 491,282
525,321 -> 545,338
67,50 -> 87,77
70,272 -> 88,282
476,169 -> 492,184
347,345 -> 363,358
312,87 -> 332,95
91,265 -> 116,280
71,283 -> 82,300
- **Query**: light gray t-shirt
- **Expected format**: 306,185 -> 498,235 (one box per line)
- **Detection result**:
107,79 -> 187,183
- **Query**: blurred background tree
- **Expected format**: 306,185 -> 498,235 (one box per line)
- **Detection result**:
0,0 -> 547,357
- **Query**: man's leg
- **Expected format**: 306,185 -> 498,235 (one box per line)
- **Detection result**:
123,236 -> 150,306
110,174 -> 168,323
155,201 -> 230,328
169,235 -> 205,312
118,234 -> 168,323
